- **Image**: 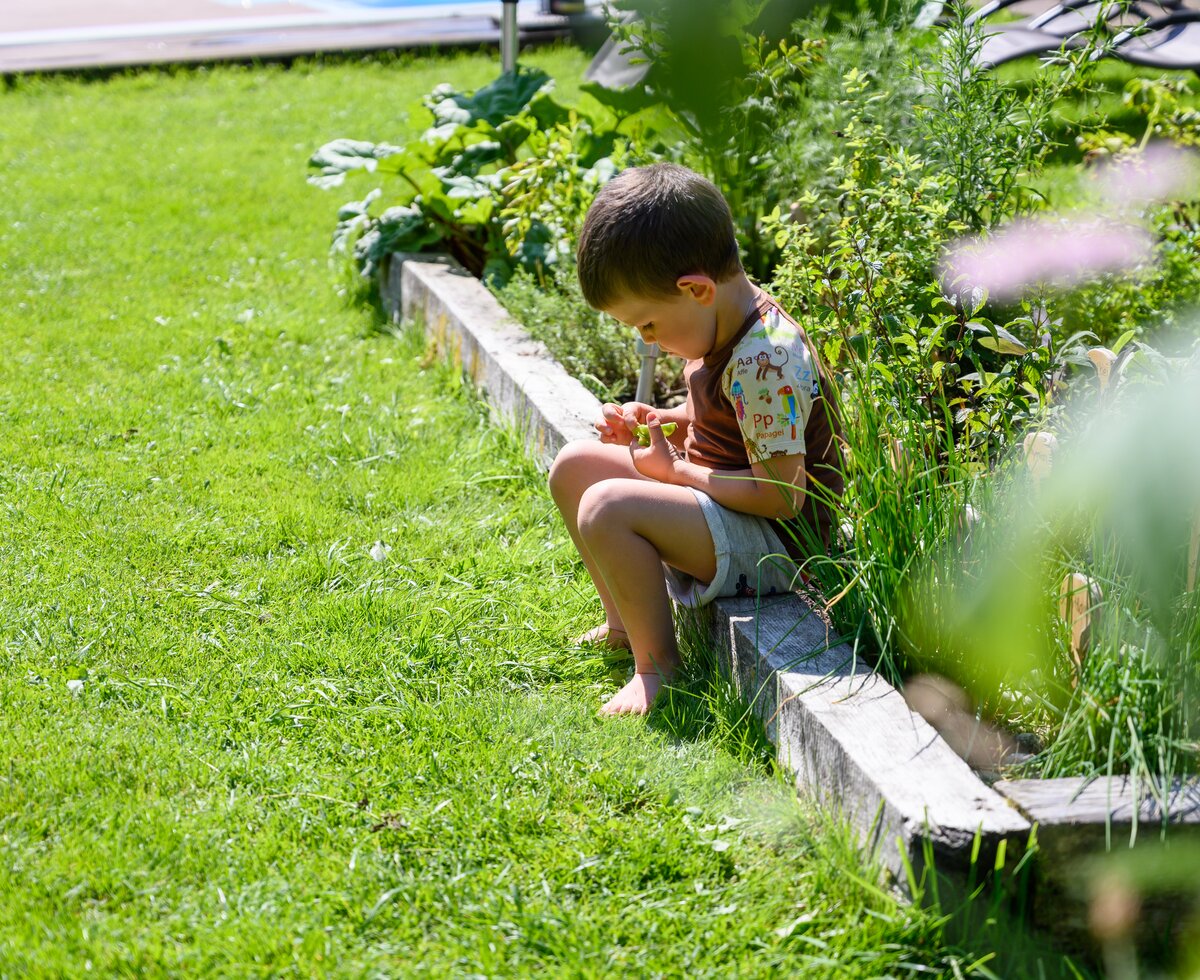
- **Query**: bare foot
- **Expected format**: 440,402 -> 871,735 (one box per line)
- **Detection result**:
599,671 -> 674,716
574,624 -> 632,651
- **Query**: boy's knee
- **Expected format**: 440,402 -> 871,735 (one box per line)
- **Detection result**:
548,439 -> 597,498
576,481 -> 632,542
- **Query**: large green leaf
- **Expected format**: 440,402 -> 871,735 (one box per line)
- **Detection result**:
572,130 -> 618,169
580,80 -> 656,117
427,66 -> 552,129
455,196 -> 496,226
528,90 -> 572,132
494,115 -> 538,152
308,138 -> 402,188
375,205 -> 441,252
439,172 -> 501,200
970,321 -> 1028,356
353,204 -> 443,278
450,140 -> 507,174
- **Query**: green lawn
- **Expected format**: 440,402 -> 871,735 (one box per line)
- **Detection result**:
0,49 -> 1083,976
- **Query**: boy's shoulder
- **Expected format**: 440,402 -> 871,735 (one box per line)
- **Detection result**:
729,302 -> 815,364
725,301 -> 819,397
741,300 -> 800,343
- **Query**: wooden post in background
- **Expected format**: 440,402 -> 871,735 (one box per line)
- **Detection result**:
1087,346 -> 1117,393
1059,572 -> 1102,677
1023,431 -> 1058,491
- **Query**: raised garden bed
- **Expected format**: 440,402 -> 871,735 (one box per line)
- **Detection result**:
381,252 -> 1200,952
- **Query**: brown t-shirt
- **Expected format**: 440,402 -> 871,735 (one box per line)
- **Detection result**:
683,294 -> 843,556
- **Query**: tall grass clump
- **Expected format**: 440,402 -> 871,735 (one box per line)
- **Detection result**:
770,5 -> 1092,684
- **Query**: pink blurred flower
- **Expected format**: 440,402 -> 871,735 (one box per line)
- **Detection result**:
941,217 -> 1153,301
1096,142 -> 1200,209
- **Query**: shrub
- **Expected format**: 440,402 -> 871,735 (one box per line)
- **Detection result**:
308,66 -> 661,285
494,264 -> 683,402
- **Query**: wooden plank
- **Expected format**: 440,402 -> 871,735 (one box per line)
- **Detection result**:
996,777 -> 1200,827
995,777 -> 1200,950
704,596 -> 1030,882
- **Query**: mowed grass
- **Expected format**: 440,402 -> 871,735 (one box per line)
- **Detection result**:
0,51 -> 1082,976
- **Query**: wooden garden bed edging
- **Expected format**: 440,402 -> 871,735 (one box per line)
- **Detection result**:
380,252 -> 1032,886
994,778 -> 1200,948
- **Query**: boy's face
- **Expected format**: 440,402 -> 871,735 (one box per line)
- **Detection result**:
604,278 -> 717,361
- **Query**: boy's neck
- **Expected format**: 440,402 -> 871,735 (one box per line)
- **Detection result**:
709,273 -> 764,356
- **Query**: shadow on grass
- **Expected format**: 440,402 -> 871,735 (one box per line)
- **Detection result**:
645,609 -> 777,772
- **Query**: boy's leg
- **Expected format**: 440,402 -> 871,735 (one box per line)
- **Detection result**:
576,478 -> 716,715
548,441 -> 651,646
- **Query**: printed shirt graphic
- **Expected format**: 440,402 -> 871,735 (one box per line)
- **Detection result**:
723,305 -> 820,464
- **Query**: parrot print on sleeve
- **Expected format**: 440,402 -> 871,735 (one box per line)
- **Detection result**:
723,305 -> 820,464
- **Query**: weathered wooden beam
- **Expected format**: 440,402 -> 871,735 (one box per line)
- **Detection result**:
996,777 -> 1200,828
994,777 -> 1200,948
704,596 -> 1030,882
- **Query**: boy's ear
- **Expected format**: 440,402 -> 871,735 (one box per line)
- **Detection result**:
676,274 -> 717,306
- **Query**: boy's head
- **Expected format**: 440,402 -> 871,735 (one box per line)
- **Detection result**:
576,163 -> 741,312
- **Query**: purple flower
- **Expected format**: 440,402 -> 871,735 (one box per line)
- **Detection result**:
941,217 -> 1153,301
1095,142 -> 1200,209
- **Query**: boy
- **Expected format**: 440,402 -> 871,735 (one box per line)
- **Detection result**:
549,163 -> 842,715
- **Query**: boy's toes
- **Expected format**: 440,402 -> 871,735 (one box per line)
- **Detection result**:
599,673 -> 665,716
574,624 -> 632,650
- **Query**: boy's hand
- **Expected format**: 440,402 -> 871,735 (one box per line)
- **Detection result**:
595,401 -> 653,446
629,412 -> 681,483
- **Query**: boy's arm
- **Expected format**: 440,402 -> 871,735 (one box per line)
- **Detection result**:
678,454 -> 807,520
635,416 -> 805,520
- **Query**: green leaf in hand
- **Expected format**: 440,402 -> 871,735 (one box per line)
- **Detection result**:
634,422 -> 677,447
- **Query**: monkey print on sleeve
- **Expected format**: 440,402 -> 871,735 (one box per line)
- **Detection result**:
723,305 -> 820,464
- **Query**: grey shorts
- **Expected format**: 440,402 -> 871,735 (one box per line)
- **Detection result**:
663,488 -> 802,608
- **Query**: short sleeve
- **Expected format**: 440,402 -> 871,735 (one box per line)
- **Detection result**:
723,310 -> 820,464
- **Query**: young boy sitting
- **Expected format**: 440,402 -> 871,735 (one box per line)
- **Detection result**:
549,163 -> 843,716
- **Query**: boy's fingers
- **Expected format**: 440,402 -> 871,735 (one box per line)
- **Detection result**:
645,412 -> 665,444
600,404 -> 623,430
599,403 -> 633,444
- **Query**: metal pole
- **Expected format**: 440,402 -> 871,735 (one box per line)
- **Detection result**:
501,0 -> 519,73
635,338 -> 658,404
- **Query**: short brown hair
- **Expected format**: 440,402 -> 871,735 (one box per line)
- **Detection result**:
576,163 -> 741,310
